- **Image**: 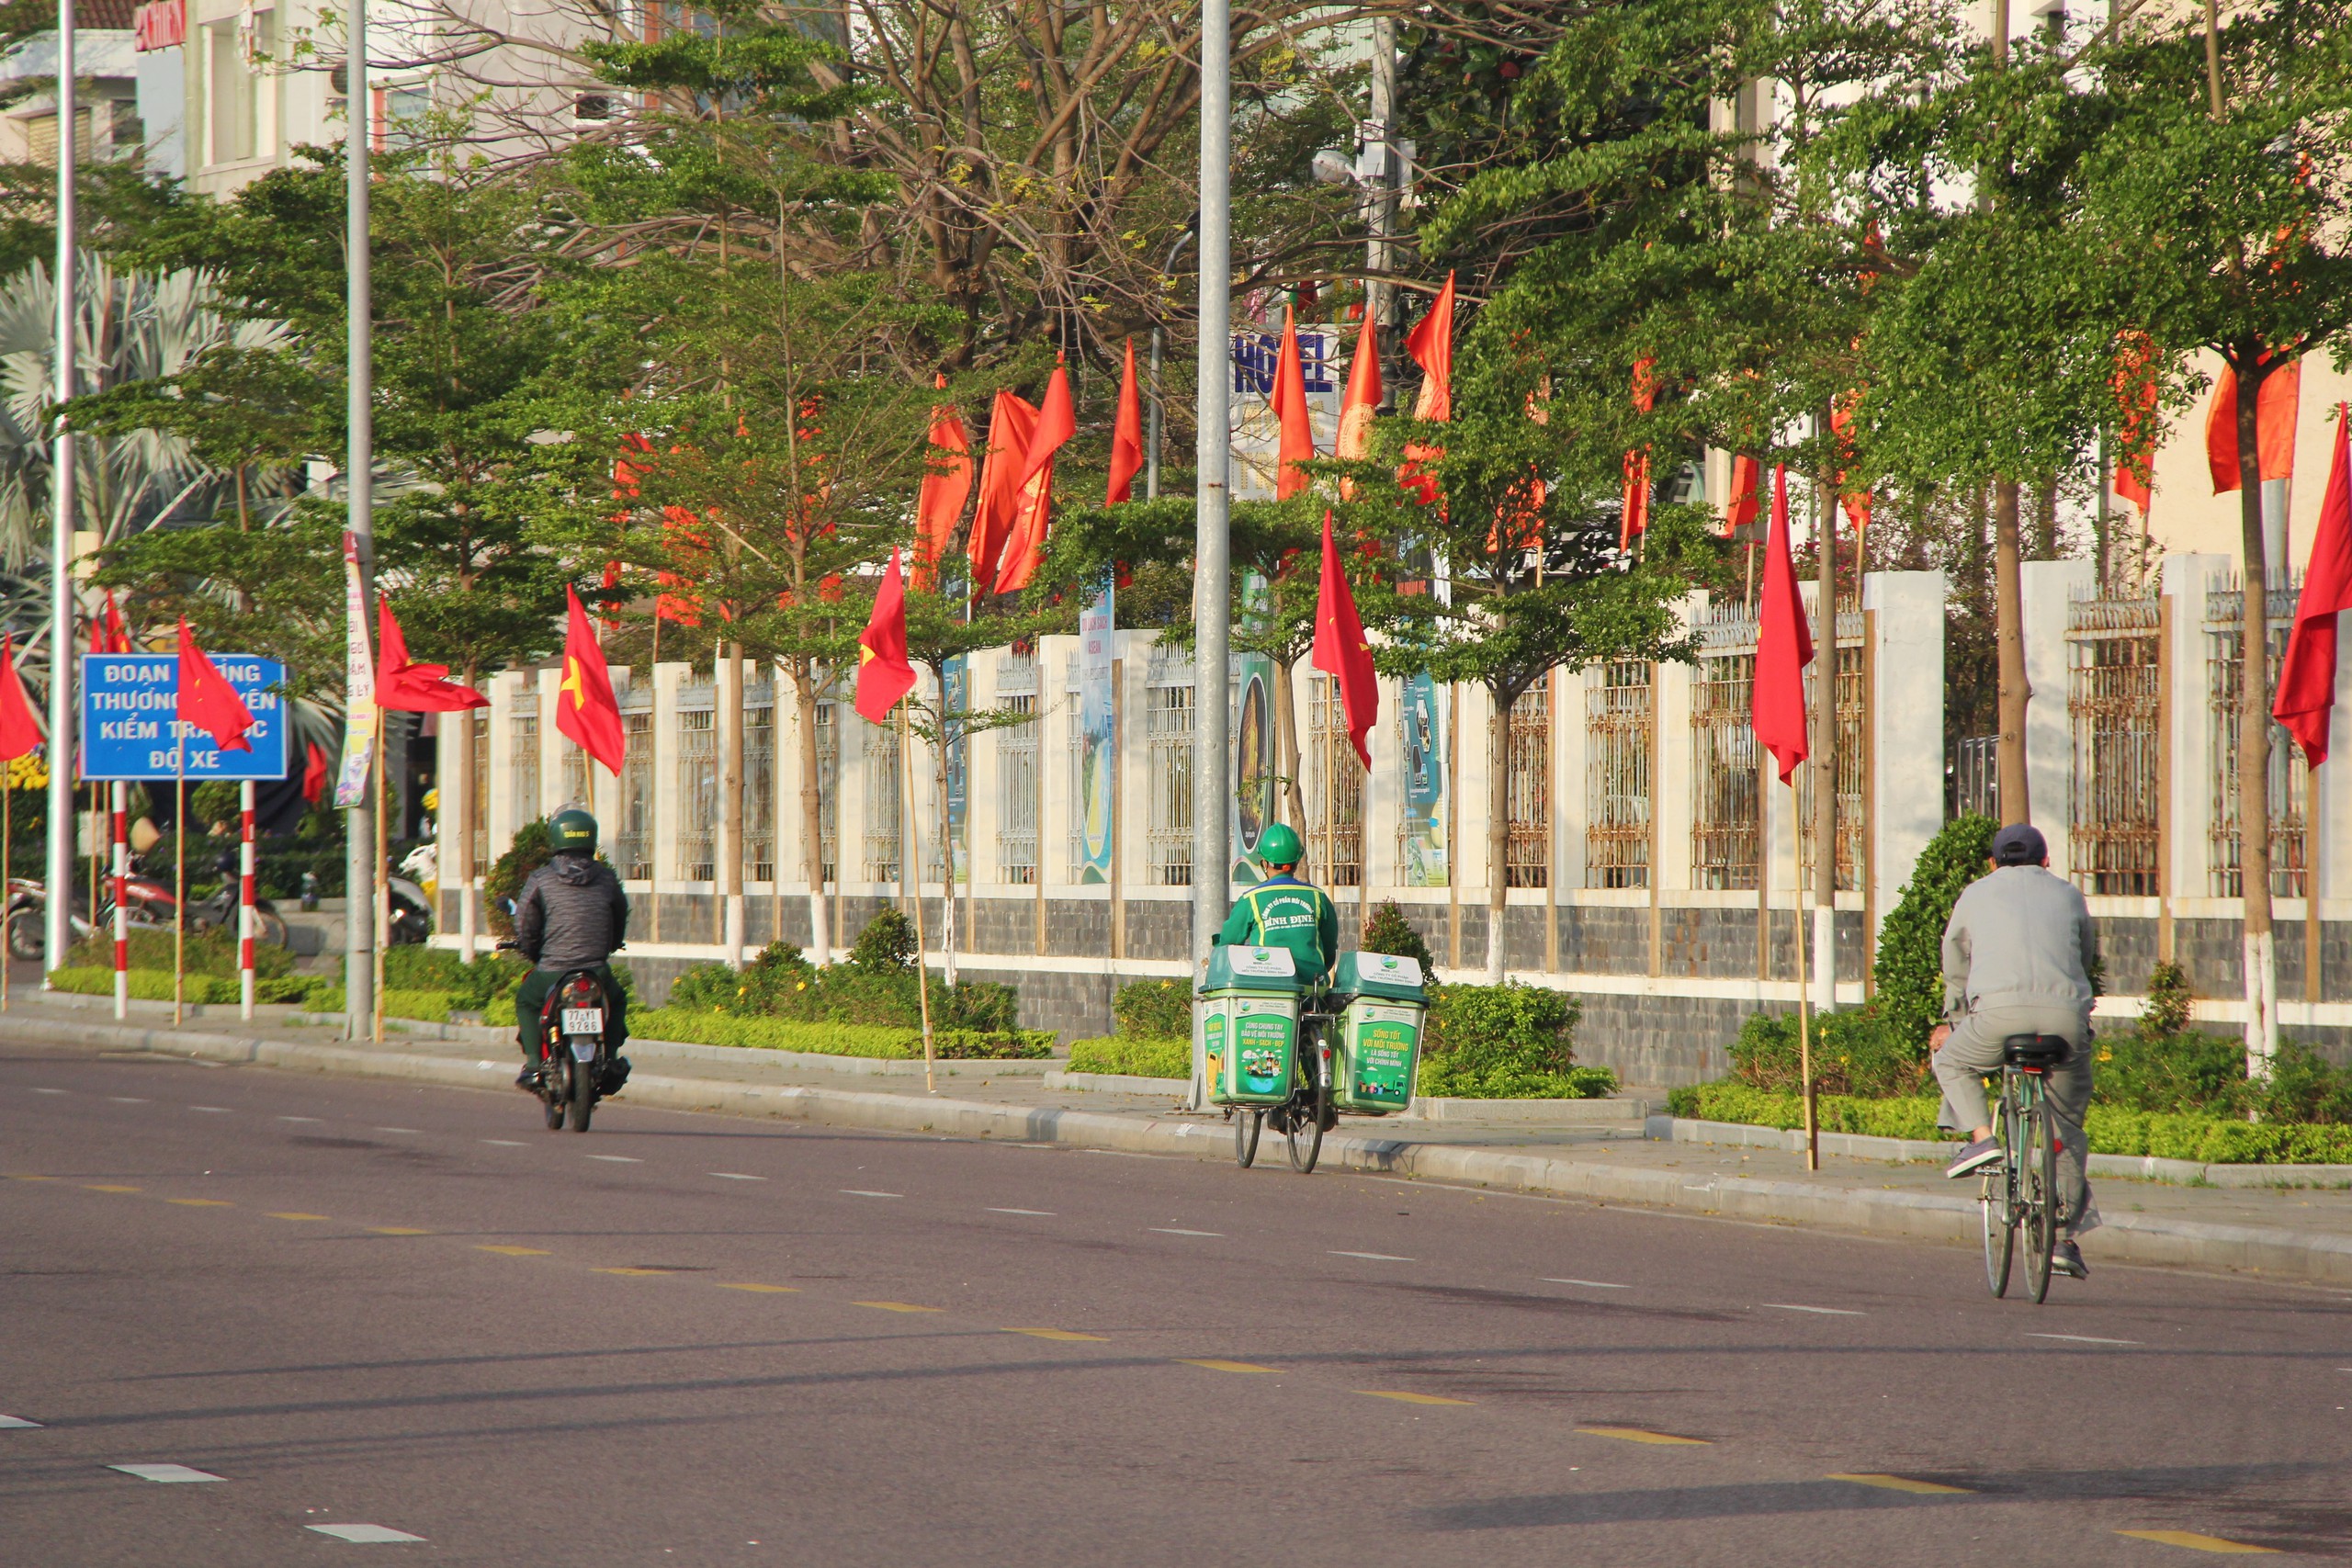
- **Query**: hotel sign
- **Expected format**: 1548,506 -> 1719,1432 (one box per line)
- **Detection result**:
133,0 -> 186,52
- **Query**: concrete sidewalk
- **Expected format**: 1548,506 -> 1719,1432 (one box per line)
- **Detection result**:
6,994 -> 2352,1286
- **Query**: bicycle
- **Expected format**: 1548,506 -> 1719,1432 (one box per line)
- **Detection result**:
1232,994 -> 1338,1175
1979,1032 -> 2075,1304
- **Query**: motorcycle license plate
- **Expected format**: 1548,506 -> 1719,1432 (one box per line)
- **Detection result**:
561,1007 -> 604,1034
569,1041 -> 597,1062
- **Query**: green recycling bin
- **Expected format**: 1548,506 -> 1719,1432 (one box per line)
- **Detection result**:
1199,945 -> 1303,1108
1329,951 -> 1429,1114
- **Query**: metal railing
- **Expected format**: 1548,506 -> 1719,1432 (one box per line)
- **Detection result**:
1146,646 -> 1194,887
1306,675 -> 1363,887
2206,576 -> 2307,898
1503,673 -> 1550,889
1585,660 -> 1651,889
1691,607 -> 1759,890
2067,592 -> 2162,896
616,710 -> 651,881
509,711 -> 539,838
674,705 -> 717,882
862,718 -> 899,886
1795,634 -> 1866,894
744,695 -> 775,883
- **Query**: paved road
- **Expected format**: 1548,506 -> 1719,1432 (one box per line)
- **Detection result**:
3,1043 -> 2346,1565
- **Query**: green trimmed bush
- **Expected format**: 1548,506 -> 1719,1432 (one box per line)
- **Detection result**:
1113,978 -> 1191,1041
1358,900 -> 1436,971
1871,813 -> 1996,1049
49,966 -> 240,1005
1068,1035 -> 1189,1078
1416,982 -> 1616,1100
1729,1007 -> 1928,1098
68,927 -> 293,978
303,983 -> 345,1014
629,1006 -> 1053,1060
383,947 -> 528,1009
662,940 -> 1012,1032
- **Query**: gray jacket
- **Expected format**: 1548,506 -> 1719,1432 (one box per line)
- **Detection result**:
514,852 -> 629,971
1941,864 -> 2098,1022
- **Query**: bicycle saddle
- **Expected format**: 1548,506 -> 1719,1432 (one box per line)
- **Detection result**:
2000,1032 -> 2070,1067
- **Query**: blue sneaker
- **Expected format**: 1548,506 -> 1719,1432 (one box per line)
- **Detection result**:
2052,1240 -> 2088,1280
1945,1137 -> 2004,1179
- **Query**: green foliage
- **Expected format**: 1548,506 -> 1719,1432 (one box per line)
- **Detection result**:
1114,978 -> 1192,1042
850,908 -> 919,973
662,937 -> 1014,1033
484,819 -> 554,939
1666,1083 -> 1948,1141
1067,1036 -> 1191,1079
68,927 -> 292,978
2137,961 -> 2194,1041
48,966 -> 332,1009
1729,1007 -> 1929,1099
1416,982 -> 1613,1099
1871,813 -> 1996,1049
630,1007 -> 1052,1060
1358,900 -> 1436,972
382,946 -> 529,1010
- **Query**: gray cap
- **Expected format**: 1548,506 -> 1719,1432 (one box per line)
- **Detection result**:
1991,823 -> 2047,866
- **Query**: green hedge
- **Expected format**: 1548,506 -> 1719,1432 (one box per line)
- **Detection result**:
1665,1081 -> 2352,1165
1417,982 -> 1617,1100
1112,979 -> 1191,1040
1068,1035 -> 1189,1078
665,940 -> 1015,1032
631,1006 -> 1054,1060
50,966 -> 328,1009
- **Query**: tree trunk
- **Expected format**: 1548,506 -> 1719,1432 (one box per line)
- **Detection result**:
1486,686 -> 1510,984
1993,479 -> 2031,822
791,660 -> 831,964
2234,358 -> 2278,1074
1812,466 -> 1838,1016
2032,477 -> 2059,559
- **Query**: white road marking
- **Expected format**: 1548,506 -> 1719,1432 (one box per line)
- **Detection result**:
308,1524 -> 425,1543
840,1190 -> 901,1198
988,1207 -> 1055,1216
30,1088 -> 65,1095
2027,1333 -> 2140,1347
710,1172 -> 765,1181
279,1116 -> 322,1123
109,1097 -> 149,1104
1150,1227 -> 1222,1237
1,1415 -> 42,1428
189,1107 -> 231,1114
375,1128 -> 421,1135
481,1139 -> 526,1147
109,1463 -> 226,1483
1329,1251 -> 1414,1262
1544,1279 -> 1632,1290
587,1155 -> 642,1163
1762,1303 -> 1866,1316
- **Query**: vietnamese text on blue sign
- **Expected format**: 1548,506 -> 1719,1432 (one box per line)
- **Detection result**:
79,654 -> 290,781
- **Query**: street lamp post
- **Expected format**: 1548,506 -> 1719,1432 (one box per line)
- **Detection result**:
44,0 -> 77,978
345,0 -> 377,1036
1189,0 -> 1231,1107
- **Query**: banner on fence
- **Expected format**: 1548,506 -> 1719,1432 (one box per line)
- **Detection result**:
1398,671 -> 1448,886
944,654 -> 969,886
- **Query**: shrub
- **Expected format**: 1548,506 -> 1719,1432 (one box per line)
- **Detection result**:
1358,900 -> 1436,972
2092,1030 -> 2251,1114
1871,812 -> 1996,1049
1416,982 -> 1615,1099
49,966 -> 240,1005
483,818 -> 553,939
1729,1007 -> 1928,1098
629,1006 -> 1053,1060
303,983 -> 345,1013
2137,960 -> 2194,1040
383,946 -> 527,1009
1068,1035 -> 1191,1078
850,908 -> 918,972
665,942 -> 1011,1032
69,927 -> 293,978
1114,978 -> 1192,1040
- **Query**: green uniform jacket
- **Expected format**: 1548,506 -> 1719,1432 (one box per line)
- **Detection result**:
1216,874 -> 1340,986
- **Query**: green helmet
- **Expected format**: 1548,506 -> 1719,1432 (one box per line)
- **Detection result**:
549,807 -> 599,854
1257,822 -> 1303,869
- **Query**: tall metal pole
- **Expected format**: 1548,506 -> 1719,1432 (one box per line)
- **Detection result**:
1364,15 -> 1397,341
44,0 -> 77,979
1188,0 -> 1231,1108
345,1 -> 377,1034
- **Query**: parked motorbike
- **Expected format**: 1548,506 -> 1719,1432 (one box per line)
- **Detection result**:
385,874 -> 434,946
184,851 -> 292,949
4,877 -> 83,962
528,964 -> 627,1133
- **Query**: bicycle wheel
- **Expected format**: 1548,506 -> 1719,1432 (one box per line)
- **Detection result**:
1235,1109 -> 1262,1168
1285,1035 -> 1329,1175
1983,1082 -> 2018,1297
2020,1090 -> 2059,1304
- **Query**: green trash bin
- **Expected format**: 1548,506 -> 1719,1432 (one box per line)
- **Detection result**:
1198,945 -> 1302,1108
1329,951 -> 1428,1114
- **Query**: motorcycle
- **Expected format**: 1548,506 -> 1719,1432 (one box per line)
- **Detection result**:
388,843 -> 436,945
185,851 -> 292,949
528,964 -> 628,1133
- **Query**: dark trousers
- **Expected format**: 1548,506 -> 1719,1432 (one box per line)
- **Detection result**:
515,964 -> 628,1062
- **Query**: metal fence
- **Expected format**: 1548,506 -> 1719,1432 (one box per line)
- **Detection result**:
1690,609 -> 1759,890
1145,646 -> 1194,886
1951,735 -> 1997,822
1795,615 -> 1867,894
675,702 -> 717,882
616,708 -> 652,881
509,710 -> 539,836
1584,660 -> 1652,889
862,717 -> 899,886
2206,577 -> 2308,898
1306,675 -> 1363,887
996,654 -> 1039,886
815,697 -> 839,886
744,694 -> 775,883
1503,674 -> 1550,888
2067,592 -> 2162,896
469,709 -> 490,870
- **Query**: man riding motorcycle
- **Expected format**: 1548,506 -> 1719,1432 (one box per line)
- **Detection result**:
512,808 -> 631,1094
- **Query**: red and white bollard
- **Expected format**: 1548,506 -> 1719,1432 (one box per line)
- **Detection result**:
110,781 -> 127,1021
238,779 -> 255,1019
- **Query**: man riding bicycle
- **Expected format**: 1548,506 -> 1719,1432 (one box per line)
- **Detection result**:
1213,824 -> 1340,986
1932,823 -> 2098,1280
512,808 -> 631,1095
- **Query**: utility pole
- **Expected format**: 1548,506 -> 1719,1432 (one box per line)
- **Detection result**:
345,0 -> 377,1035
1190,0 -> 1232,1107
1363,15 -> 1398,343
43,0 -> 76,979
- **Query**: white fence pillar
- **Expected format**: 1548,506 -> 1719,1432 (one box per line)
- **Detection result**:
2022,558 -> 2096,869
1864,570 -> 1946,943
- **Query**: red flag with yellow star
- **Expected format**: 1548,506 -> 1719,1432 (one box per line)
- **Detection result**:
854,547 -> 918,724
556,584 -> 626,774
1310,510 -> 1378,767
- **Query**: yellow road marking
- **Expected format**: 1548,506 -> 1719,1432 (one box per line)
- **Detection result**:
85,1184 -> 141,1192
591,1268 -> 675,1276
1828,1473 -> 1972,1495
1177,1359 -> 1280,1374
717,1282 -> 799,1293
1577,1427 -> 1711,1446
853,1301 -> 944,1313
1358,1391 -> 1474,1406
6,1173 -> 56,1180
166,1199 -> 233,1208
368,1227 -> 430,1235
267,1213 -> 332,1221
2116,1530 -> 2279,1555
476,1245 -> 551,1257
1004,1327 -> 1109,1342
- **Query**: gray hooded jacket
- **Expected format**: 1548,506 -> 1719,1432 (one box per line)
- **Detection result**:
514,852 -> 629,971
1940,863 -> 2098,1022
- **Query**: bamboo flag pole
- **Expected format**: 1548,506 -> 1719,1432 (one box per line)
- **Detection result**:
1792,771 -> 1817,1171
173,739 -> 185,1026
899,698 -> 934,1093
3,762 -> 12,1013
372,707 -> 387,1045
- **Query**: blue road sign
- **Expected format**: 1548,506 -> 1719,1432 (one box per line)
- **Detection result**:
80,653 -> 290,782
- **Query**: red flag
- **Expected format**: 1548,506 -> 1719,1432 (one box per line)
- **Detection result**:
377,596 -> 488,714
555,585 -> 626,774
1406,271 -> 1455,423
0,635 -> 43,760
914,378 -> 974,590
1311,511 -> 1379,767
1620,356 -> 1656,551
175,617 -> 255,754
2207,357 -> 2300,492
1724,455 -> 1761,536
2274,405 -> 2352,766
1752,466 -> 1813,784
98,589 -> 131,653
301,741 -> 328,806
1271,305 -> 1317,501
1106,339 -> 1144,505
854,547 -> 917,724
967,389 -> 1040,587
2112,333 -> 2159,514
994,363 -> 1074,594
1335,309 -> 1380,459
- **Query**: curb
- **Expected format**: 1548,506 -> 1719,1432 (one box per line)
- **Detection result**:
9,1015 -> 2350,1285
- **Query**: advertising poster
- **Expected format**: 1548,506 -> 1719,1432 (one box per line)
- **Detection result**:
944,655 -> 968,885
1075,582 -> 1114,885
1398,671 -> 1448,886
334,533 -> 375,807
1229,573 -> 1275,884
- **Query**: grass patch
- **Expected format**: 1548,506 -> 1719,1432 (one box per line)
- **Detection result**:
632,1007 -> 1053,1061
1067,1035 -> 1189,1078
